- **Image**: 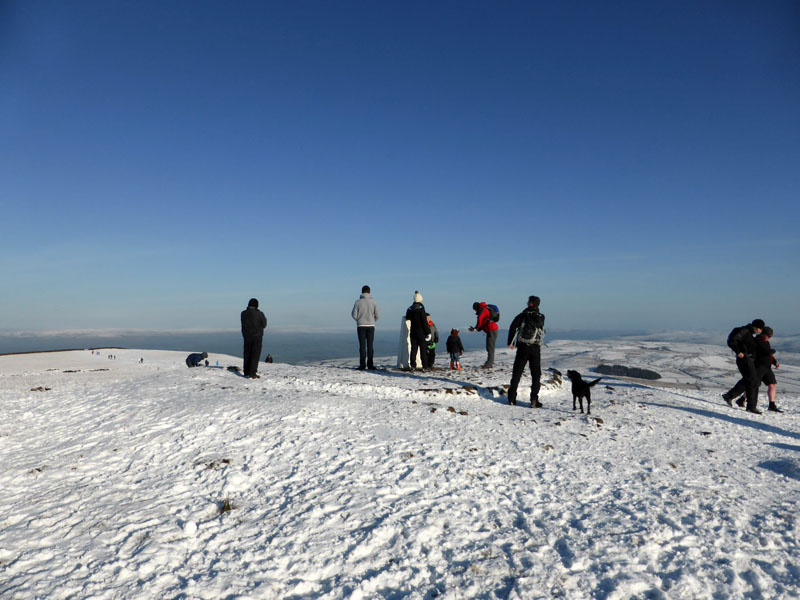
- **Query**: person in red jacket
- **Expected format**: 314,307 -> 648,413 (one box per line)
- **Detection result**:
469,301 -> 500,368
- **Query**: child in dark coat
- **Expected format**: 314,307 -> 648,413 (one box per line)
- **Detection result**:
446,329 -> 464,370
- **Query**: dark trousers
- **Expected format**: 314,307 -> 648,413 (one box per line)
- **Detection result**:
357,326 -> 375,369
243,336 -> 263,377
508,343 -> 541,405
725,355 -> 759,409
410,334 -> 429,369
427,348 -> 436,367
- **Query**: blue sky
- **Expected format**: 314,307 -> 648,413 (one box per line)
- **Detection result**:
2,1 -> 799,335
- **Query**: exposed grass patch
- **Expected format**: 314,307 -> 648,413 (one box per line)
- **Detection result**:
195,458 -> 232,470
217,497 -> 236,515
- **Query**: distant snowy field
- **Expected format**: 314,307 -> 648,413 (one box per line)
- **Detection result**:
1,341 -> 799,599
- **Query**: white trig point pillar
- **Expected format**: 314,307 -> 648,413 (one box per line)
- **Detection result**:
397,316 -> 422,369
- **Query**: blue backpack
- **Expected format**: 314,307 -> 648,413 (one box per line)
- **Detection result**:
487,304 -> 500,323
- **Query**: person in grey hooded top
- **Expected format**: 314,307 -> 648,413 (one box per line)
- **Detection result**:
352,285 -> 380,370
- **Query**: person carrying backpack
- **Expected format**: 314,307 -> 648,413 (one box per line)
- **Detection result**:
729,326 -> 782,413
507,295 -> 545,407
721,318 -> 765,413
469,301 -> 500,368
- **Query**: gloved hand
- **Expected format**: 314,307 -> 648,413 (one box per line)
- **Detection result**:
425,334 -> 432,342
468,326 -> 475,332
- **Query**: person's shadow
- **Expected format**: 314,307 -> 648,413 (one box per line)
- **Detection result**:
641,390 -> 800,441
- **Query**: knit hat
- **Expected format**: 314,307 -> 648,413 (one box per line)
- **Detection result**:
472,302 -> 481,312
528,295 -> 540,309
414,291 -> 423,303
751,318 -> 765,329
451,328 -> 459,335
248,298 -> 259,308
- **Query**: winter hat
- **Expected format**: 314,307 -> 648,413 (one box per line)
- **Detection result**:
751,318 -> 765,329
451,328 -> 459,335
414,290 -> 423,303
248,298 -> 259,308
472,302 -> 481,312
362,285 -> 370,293
528,295 -> 540,309
201,352 -> 208,359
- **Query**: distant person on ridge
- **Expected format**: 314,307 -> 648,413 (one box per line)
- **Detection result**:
507,296 -> 546,408
469,301 -> 499,368
426,313 -> 439,368
241,298 -> 267,379
446,328 -> 464,370
265,354 -> 273,364
722,318 -> 765,414
186,352 -> 208,368
406,291 -> 431,371
351,285 -> 380,370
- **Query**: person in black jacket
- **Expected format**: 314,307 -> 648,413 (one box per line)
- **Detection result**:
446,329 -> 464,370
507,296 -> 545,407
241,298 -> 267,379
186,352 -> 208,368
722,318 -> 765,413
756,327 -> 782,412
730,326 -> 782,412
405,291 -> 431,371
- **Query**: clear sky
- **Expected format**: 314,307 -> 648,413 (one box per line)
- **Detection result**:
2,1 -> 799,335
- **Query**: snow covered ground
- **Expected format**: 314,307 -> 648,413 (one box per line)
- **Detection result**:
1,340 -> 799,599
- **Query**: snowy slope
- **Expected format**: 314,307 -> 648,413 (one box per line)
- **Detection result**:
1,341 -> 799,599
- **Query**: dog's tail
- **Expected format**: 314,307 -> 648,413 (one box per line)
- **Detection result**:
588,378 -> 602,387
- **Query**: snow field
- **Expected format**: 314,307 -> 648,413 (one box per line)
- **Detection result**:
1,342 -> 799,599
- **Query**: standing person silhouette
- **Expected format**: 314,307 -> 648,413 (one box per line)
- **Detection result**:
241,298 -> 267,379
352,285 -> 380,370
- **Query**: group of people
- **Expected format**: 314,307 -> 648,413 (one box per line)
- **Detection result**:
195,296 -> 784,417
351,287 -> 548,408
350,286 -> 508,372
722,318 -> 783,414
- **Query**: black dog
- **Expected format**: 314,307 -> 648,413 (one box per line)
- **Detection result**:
566,370 -> 602,414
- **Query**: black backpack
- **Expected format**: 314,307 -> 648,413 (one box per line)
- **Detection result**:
517,310 -> 545,345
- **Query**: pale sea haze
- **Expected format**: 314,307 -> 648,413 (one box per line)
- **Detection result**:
0,330 -> 646,365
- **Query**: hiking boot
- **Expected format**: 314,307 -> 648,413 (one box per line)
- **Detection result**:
481,364 -> 493,369
368,366 -> 378,371
722,394 -> 733,407
532,400 -> 543,408
509,399 -> 517,406
450,361 -> 455,370
746,406 -> 762,415
250,374 -> 260,379
736,397 -> 745,408
768,402 -> 783,413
